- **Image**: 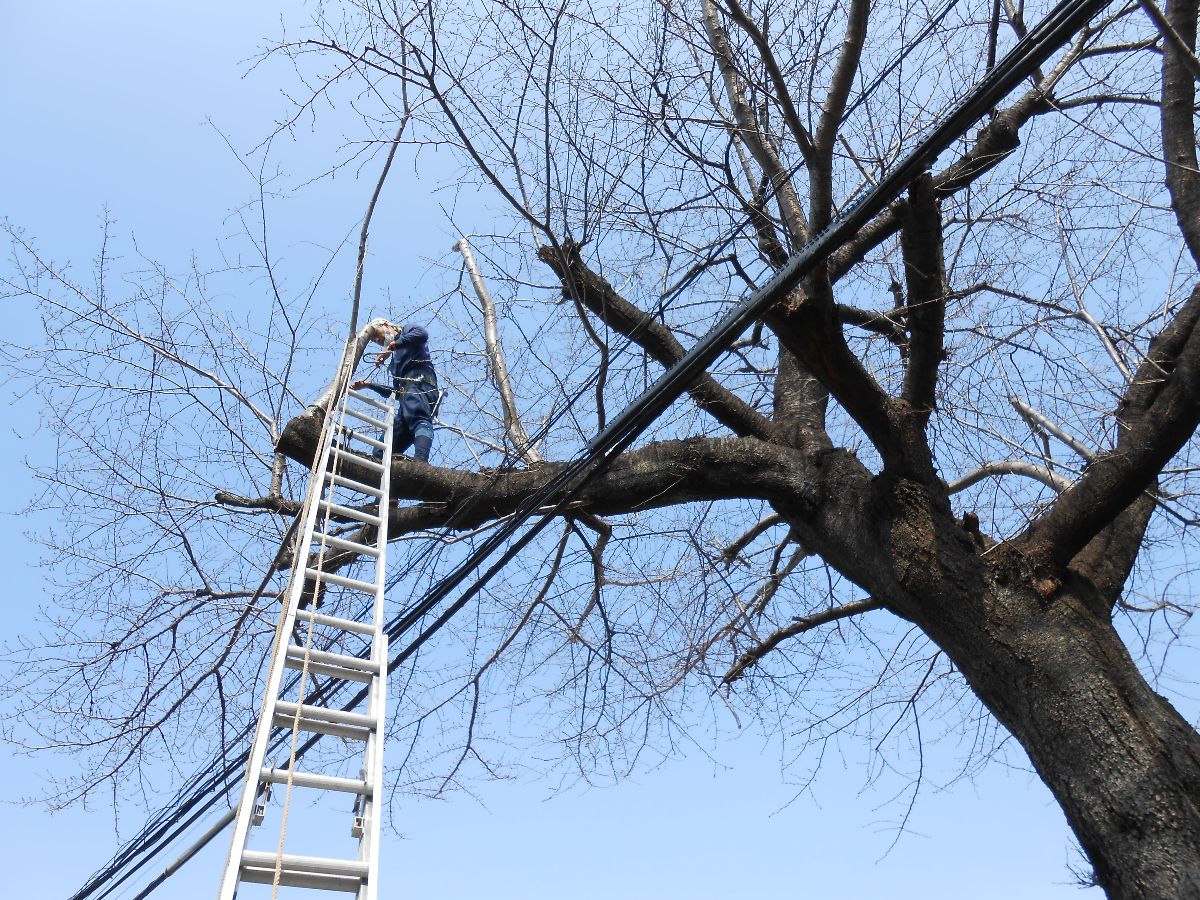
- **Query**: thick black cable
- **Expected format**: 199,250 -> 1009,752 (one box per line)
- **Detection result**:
68,0 -> 1114,895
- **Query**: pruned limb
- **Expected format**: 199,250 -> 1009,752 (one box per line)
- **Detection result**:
723,598 -> 884,684
1010,396 -> 1097,461
454,237 -> 542,464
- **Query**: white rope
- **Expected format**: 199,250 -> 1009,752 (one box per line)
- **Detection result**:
275,373 -> 379,894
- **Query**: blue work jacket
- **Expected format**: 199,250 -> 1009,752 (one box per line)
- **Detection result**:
386,325 -> 434,383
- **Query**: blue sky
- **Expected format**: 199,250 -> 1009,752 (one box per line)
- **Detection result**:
1,2 -> 1191,898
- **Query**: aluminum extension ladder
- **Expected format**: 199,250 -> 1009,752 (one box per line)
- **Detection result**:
217,386 -> 396,899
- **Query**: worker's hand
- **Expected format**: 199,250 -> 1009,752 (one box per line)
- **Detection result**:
350,379 -> 368,389
373,349 -> 391,366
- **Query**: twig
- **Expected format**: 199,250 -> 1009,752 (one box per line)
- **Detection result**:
723,598 -> 885,683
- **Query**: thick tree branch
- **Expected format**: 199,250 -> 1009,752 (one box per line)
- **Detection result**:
766,280 -> 896,457
811,0 -> 870,230
773,344 -> 832,450
1160,0 -> 1200,261
897,175 -> 948,414
536,241 -> 779,441
1027,284 -> 1200,565
280,407 -> 820,534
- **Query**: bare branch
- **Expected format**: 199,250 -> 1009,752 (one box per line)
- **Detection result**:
454,237 -> 542,464
723,598 -> 885,684
947,460 -> 1073,494
700,0 -> 809,242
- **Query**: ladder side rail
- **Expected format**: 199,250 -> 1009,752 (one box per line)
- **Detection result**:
357,393 -> 394,900
360,634 -> 388,900
373,394 -> 395,635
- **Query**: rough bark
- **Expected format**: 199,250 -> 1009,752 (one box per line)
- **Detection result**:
872,495 -> 1200,897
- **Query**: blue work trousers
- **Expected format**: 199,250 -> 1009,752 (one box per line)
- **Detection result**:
392,372 -> 438,456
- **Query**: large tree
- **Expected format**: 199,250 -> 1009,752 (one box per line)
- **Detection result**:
5,0 -> 1200,896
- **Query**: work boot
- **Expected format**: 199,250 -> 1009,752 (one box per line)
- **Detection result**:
413,434 -> 432,463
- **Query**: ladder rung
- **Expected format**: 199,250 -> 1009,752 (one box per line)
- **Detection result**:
260,767 -> 372,796
284,656 -> 372,684
311,531 -> 380,558
241,851 -> 368,892
287,646 -> 380,674
308,611 -> 377,636
326,471 -> 383,499
285,646 -> 381,683
337,427 -> 386,451
344,406 -> 388,429
317,500 -> 381,526
241,868 -> 361,892
331,446 -> 384,473
306,568 -> 377,595
273,701 -> 375,739
275,701 -> 375,729
348,388 -> 389,410
271,715 -> 369,741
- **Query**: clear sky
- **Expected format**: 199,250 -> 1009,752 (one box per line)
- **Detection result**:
1,3 -> 1194,899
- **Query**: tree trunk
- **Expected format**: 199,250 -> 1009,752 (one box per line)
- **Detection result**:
911,542 -> 1200,897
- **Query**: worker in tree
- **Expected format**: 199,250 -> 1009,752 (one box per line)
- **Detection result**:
351,321 -> 438,462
